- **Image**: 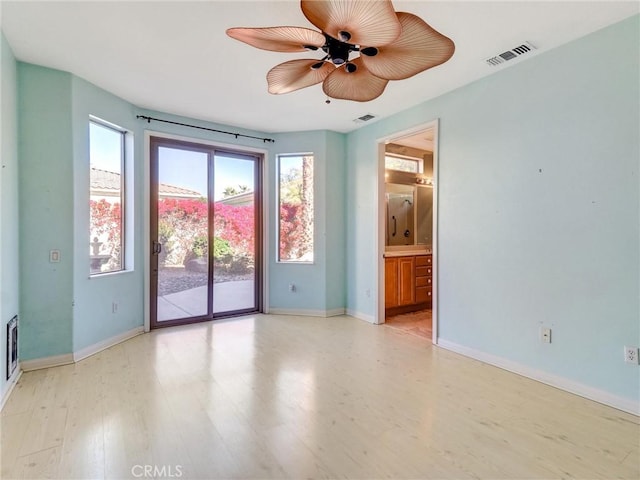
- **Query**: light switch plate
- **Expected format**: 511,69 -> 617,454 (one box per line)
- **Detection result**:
50,250 -> 60,263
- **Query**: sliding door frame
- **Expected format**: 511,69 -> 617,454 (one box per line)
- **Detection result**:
145,132 -> 268,331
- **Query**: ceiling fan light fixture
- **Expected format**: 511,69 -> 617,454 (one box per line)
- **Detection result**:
227,0 -> 455,102
360,47 -> 379,57
345,63 -> 357,73
338,30 -> 352,42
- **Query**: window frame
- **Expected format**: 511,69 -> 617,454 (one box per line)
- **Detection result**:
276,153 -> 315,264
89,117 -> 127,276
384,154 -> 424,174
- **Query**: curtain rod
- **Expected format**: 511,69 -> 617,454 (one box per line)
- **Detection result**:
136,115 -> 275,143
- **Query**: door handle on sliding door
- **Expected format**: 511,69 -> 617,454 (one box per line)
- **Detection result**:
152,241 -> 162,255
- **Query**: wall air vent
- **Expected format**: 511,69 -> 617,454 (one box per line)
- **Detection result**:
485,41 -> 537,67
354,114 -> 376,124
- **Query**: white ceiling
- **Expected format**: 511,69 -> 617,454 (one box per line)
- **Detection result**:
392,127 -> 435,151
1,1 -> 637,134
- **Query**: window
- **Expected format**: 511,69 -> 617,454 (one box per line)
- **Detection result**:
385,154 -> 423,174
277,154 -> 314,263
89,119 -> 126,274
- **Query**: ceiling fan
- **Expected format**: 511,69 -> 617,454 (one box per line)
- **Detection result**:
226,0 -> 455,102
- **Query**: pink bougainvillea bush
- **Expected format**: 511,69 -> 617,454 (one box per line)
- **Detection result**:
279,203 -> 306,260
154,198 -> 257,272
90,196 -> 309,272
89,199 -> 121,271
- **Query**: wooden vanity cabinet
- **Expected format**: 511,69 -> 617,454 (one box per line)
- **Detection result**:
398,257 -> 415,305
384,257 -> 399,308
384,256 -> 415,308
415,255 -> 432,307
385,254 -> 432,313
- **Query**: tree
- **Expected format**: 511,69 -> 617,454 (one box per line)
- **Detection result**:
278,156 -> 314,261
298,156 -> 313,259
222,184 -> 250,198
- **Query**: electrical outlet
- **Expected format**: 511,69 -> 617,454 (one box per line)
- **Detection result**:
624,346 -> 638,365
540,327 -> 552,344
112,301 -> 119,314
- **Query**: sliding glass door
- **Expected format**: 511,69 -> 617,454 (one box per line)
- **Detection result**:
150,137 -> 262,328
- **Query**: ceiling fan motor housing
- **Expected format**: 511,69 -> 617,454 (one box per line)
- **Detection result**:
323,34 -> 355,65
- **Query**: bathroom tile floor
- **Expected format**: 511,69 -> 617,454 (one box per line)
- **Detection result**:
385,308 -> 432,339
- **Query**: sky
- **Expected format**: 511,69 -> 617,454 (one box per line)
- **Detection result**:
90,122 -> 256,200
158,147 -> 255,200
89,122 -> 121,173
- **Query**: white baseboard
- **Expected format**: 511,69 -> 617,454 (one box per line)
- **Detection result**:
346,309 -> 376,324
437,339 -> 640,416
19,327 -> 144,372
73,326 -> 144,362
269,308 -> 345,317
1,369 -> 22,411
20,353 -> 74,372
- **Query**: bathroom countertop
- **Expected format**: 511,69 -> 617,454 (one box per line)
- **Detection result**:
384,249 -> 432,258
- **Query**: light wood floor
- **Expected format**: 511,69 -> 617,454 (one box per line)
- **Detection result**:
1,314 -> 638,479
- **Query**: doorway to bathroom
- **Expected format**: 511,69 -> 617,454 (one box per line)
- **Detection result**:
377,120 -> 438,342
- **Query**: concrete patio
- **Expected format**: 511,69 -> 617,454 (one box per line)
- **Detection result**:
157,279 -> 254,321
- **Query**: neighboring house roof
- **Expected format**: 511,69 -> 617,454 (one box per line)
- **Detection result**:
216,191 -> 253,206
158,182 -> 203,198
90,167 -> 202,198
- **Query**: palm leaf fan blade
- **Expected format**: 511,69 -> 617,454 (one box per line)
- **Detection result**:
360,12 -> 455,81
267,59 -> 335,94
301,0 -> 401,47
226,26 -> 325,52
322,57 -> 388,102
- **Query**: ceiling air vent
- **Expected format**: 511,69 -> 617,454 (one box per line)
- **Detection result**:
485,41 -> 537,67
354,114 -> 376,124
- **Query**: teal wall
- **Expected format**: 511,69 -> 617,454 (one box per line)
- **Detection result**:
18,63 -> 74,360
346,16 -> 640,402
71,76 -> 144,352
325,131 -> 346,311
14,63 -> 346,360
1,33 -> 20,398
268,130 -> 347,314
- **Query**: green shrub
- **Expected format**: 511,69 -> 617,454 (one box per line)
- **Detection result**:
213,237 -> 233,258
192,236 -> 208,257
